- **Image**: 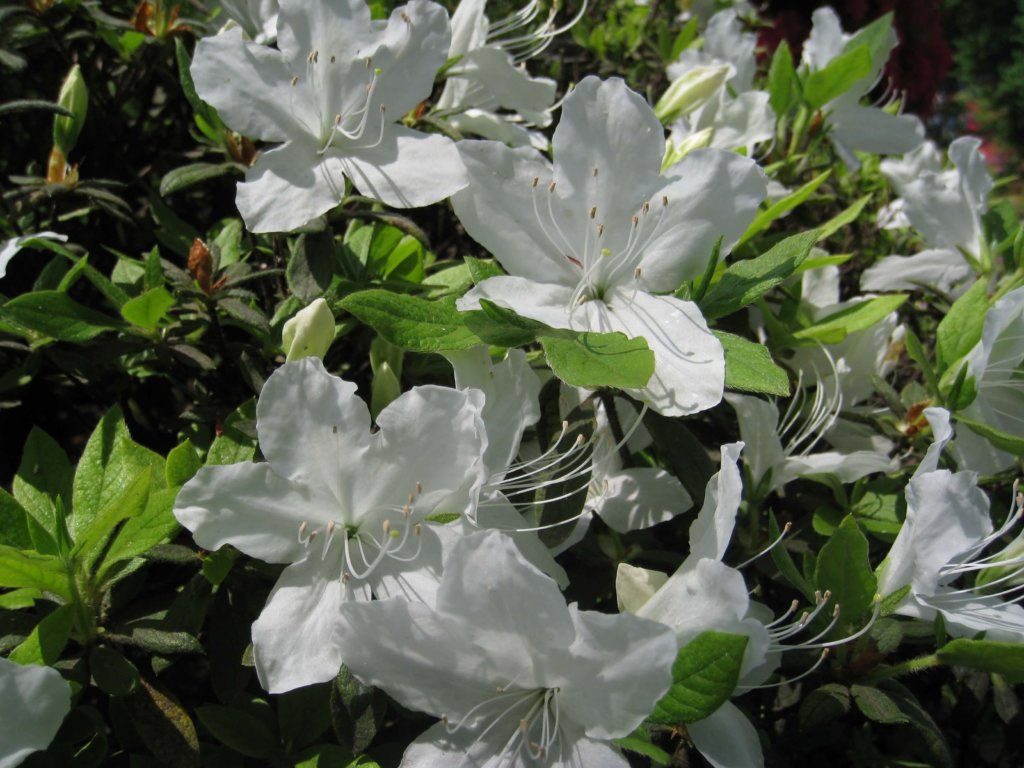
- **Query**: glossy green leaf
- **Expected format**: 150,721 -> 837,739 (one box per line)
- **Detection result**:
540,331 -> 654,389
120,287 -> 175,330
715,331 -> 790,396
814,515 -> 877,622
649,631 -> 748,724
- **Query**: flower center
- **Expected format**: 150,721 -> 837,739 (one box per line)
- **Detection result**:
527,171 -> 670,309
443,685 -> 563,761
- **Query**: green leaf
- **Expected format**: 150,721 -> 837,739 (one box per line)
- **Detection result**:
464,255 -> 505,284
769,511 -> 816,602
90,645 -> 140,696
99,487 -> 180,580
953,416 -> 1024,455
159,162 -> 241,196
877,680 -> 953,768
288,231 -> 336,303
737,171 -> 830,246
714,331 -> 790,396
106,626 -> 203,655
127,678 -> 201,768
278,683 -> 332,750
540,332 -> 654,389
13,428 -> 74,554
850,684 -> 909,724
794,294 -> 907,345
197,705 -> 284,760
0,545 -> 70,598
206,399 -> 257,465
165,441 -> 202,488
292,745 -> 360,768
798,683 -> 850,730
8,604 -> 76,665
340,290 -> 481,351
330,665 -> 385,754
842,12 -> 894,72
701,230 -> 819,319
935,280 -> 988,372
642,411 -> 715,507
120,287 -> 175,330
937,639 -> 1024,682
0,488 -> 33,550
0,290 -> 121,342
463,299 -> 545,347
201,546 -> 238,587
71,406 -> 166,543
803,45 -> 872,109
615,731 -> 671,766
878,584 -> 911,617
13,426 -> 73,553
814,515 -> 877,623
816,194 -> 872,242
72,469 -> 152,570
649,631 -> 749,724
767,40 -> 800,116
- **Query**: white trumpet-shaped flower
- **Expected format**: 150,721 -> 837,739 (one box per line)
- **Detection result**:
192,0 -> 468,233
0,657 -> 71,768
879,408 -> 1024,641
862,137 -> 993,295
454,76 -> 767,416
801,7 -> 923,170
336,529 -> 678,768
173,357 -> 488,693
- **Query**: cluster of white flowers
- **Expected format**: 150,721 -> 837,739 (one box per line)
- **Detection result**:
124,1 -> 1024,767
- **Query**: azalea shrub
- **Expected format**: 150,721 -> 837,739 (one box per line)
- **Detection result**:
2,1 -> 1024,767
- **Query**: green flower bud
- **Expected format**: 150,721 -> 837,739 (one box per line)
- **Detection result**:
53,64 -> 89,157
654,64 -> 730,124
282,298 -> 335,361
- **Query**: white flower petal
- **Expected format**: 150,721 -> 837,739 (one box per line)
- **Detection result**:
782,450 -> 893,486
687,701 -> 764,768
616,563 -> 670,613
256,357 -> 369,500
342,126 -> 468,208
636,149 -> 766,292
830,106 -> 924,158
192,28 -> 309,143
802,7 -> 847,70
251,550 -> 362,693
686,442 -> 743,563
860,249 -> 971,294
173,462 -> 327,563
237,141 -> 348,233
0,658 -> 70,768
594,467 -> 691,533
725,394 -> 786,486
603,289 -> 725,416
458,276 -> 576,328
0,231 -> 67,280
276,0 -> 372,65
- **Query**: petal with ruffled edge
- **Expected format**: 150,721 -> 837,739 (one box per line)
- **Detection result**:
802,7 -> 847,70
593,467 -> 691,533
173,462 -> 335,563
687,702 -> 764,768
686,442 -> 743,563
342,126 -> 467,208
559,607 -> 676,740
251,549 -> 368,693
602,288 -> 725,417
781,450 -> 893,489
0,657 -> 70,768
237,141 -> 348,233
860,249 -> 970,294
450,47 -> 556,119
256,357 -> 370,503
708,91 -> 775,153
458,276 -> 576,328
725,394 -> 786,488
276,0 -> 372,65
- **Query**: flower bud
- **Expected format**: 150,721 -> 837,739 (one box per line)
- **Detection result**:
661,128 -> 714,170
654,64 -> 730,124
282,298 -> 334,361
615,562 -> 669,613
53,64 -> 89,157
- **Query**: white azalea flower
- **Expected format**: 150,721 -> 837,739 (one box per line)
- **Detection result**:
950,286 -> 1024,474
618,443 -> 867,767
433,0 -> 578,148
191,0 -> 468,233
801,7 -> 923,170
0,231 -> 67,280
878,408 -> 1024,641
0,657 -> 71,768
862,137 -> 993,295
336,529 -> 678,768
664,9 -> 775,156
876,140 -> 943,230
453,76 -> 767,416
173,357 -> 488,692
